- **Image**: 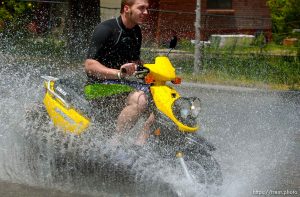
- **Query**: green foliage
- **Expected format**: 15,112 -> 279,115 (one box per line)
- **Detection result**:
177,39 -> 194,52
0,0 -> 33,20
267,0 -> 300,43
1,36 -> 67,58
253,32 -> 267,50
0,0 -> 34,32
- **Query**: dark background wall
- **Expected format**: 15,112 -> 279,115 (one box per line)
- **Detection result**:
143,0 -> 271,43
67,0 -> 100,58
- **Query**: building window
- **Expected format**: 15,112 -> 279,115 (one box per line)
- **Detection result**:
207,0 -> 232,9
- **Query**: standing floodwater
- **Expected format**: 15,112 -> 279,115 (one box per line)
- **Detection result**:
0,53 -> 299,196
180,84 -> 300,197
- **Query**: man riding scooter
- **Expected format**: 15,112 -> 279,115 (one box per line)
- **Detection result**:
84,0 -> 154,145
38,0 -> 223,185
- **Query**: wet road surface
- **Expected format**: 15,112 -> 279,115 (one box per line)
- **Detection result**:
179,83 -> 299,196
0,181 -> 92,197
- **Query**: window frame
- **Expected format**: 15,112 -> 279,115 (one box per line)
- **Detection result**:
207,0 -> 232,10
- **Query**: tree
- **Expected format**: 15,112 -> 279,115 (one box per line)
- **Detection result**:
0,0 -> 34,24
267,0 -> 300,40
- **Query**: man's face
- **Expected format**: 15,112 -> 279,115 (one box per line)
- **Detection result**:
126,0 -> 149,25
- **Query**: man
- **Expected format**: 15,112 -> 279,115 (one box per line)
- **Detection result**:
84,0 -> 154,145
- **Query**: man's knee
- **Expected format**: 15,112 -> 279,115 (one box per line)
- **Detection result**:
127,91 -> 148,112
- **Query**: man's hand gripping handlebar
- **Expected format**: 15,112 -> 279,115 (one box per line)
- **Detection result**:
119,63 -> 149,79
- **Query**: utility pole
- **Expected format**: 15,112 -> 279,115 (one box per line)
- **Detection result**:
194,0 -> 202,74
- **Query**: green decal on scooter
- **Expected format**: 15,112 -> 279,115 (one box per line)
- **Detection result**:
84,84 -> 133,100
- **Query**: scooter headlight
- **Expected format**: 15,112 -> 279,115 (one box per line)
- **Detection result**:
179,100 -> 191,119
172,97 -> 201,127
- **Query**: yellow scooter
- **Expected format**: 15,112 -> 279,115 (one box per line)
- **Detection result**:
36,43 -> 222,187
42,56 -> 199,135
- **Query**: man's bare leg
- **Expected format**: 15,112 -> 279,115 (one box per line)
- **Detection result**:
135,112 -> 155,146
116,91 -> 148,133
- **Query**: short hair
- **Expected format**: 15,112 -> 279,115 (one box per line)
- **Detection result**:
120,0 -> 135,13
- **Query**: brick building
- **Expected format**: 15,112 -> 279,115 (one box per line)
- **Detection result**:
143,0 -> 272,43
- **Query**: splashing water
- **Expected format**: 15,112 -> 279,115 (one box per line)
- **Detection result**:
2,52 -> 298,197
0,53 -> 214,197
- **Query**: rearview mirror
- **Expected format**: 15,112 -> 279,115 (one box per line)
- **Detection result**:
169,36 -> 177,49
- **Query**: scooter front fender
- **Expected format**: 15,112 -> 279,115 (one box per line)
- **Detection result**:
150,85 -> 198,132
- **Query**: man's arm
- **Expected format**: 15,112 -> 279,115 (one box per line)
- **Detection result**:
85,59 -> 137,80
85,59 -> 120,80
85,21 -> 137,80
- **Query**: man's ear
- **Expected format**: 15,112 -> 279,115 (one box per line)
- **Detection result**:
124,5 -> 130,14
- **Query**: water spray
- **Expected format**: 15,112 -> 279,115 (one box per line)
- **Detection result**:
176,151 -> 193,183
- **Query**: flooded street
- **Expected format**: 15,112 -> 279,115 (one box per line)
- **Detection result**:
0,54 -> 299,196
180,83 -> 300,196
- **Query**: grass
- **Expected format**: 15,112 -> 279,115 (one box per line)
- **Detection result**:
180,72 -> 300,91
179,54 -> 299,91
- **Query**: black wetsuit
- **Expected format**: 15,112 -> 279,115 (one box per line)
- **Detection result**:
86,16 -> 142,83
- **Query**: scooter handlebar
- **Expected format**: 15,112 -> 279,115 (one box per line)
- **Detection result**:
135,64 -> 149,79
120,64 -> 144,74
122,64 -> 149,73
120,64 -> 149,79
